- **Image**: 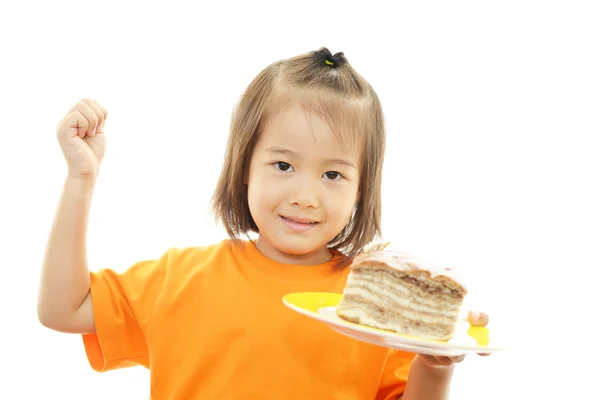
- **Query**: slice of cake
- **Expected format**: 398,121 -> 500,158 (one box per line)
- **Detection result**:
336,242 -> 467,341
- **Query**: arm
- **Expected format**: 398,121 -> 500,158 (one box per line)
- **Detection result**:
398,355 -> 455,400
37,98 -> 107,334
37,175 -> 96,334
398,312 -> 491,399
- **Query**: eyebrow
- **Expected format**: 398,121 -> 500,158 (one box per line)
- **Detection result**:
265,146 -> 357,168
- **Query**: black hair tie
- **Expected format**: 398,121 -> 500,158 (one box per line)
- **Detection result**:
314,47 -> 347,68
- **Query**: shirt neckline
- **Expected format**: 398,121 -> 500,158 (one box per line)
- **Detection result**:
236,239 -> 346,282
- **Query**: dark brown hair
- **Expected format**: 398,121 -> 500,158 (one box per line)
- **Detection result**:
211,47 -> 385,263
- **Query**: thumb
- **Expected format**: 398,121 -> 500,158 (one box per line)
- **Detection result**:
468,310 -> 489,326
57,110 -> 89,140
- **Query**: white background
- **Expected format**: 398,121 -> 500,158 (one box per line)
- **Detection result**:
1,1 -> 598,399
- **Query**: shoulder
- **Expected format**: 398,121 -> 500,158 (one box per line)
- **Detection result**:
161,238 -> 246,274
98,239 -> 244,280
165,238 -> 239,261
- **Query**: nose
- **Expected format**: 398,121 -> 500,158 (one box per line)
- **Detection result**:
288,178 -> 320,209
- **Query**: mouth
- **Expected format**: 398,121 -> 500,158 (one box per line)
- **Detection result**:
280,215 -> 320,233
280,216 -> 319,225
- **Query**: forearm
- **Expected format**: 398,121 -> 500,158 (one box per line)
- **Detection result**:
37,175 -> 96,329
400,355 -> 455,400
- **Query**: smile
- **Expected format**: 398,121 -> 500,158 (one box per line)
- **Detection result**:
281,216 -> 318,224
280,216 -> 319,232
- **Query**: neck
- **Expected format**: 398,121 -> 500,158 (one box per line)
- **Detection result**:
254,236 -> 334,265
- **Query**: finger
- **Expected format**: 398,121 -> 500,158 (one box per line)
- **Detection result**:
468,310 -> 489,326
94,101 -> 108,132
435,355 -> 464,366
448,354 -> 466,364
80,99 -> 102,136
63,105 -> 90,138
83,99 -> 107,133
94,100 -> 108,119
72,101 -> 98,137
57,111 -> 89,140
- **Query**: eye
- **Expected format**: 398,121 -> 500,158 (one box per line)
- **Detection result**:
324,171 -> 342,180
274,162 -> 294,172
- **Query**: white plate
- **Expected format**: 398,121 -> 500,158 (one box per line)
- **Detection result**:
283,292 -> 506,357
318,307 -> 494,357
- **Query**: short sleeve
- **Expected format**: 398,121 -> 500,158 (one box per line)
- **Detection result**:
82,249 -> 171,372
375,349 -> 416,400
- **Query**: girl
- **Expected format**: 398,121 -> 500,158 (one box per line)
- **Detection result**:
38,47 -> 489,399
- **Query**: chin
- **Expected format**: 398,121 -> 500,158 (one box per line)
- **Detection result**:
274,239 -> 322,255
263,231 -> 328,254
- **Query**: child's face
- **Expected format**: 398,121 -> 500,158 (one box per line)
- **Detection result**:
247,103 -> 361,265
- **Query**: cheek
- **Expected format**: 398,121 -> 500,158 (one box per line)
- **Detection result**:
247,169 -> 279,212
247,179 -> 262,214
326,185 -> 358,221
246,165 -> 261,215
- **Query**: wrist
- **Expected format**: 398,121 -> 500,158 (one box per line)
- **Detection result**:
401,355 -> 456,400
67,172 -> 98,186
414,355 -> 456,376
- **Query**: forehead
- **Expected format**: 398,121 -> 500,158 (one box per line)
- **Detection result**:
257,102 -> 362,161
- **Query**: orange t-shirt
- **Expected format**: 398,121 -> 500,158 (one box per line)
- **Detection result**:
82,239 -> 416,399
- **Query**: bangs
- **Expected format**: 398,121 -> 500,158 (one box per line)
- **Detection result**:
263,86 -> 370,155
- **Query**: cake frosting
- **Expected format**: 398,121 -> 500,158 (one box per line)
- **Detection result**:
354,241 -> 468,292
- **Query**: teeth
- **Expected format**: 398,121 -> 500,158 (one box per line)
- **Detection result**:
283,217 -> 316,224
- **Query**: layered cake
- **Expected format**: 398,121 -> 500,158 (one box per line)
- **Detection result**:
336,242 -> 467,341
